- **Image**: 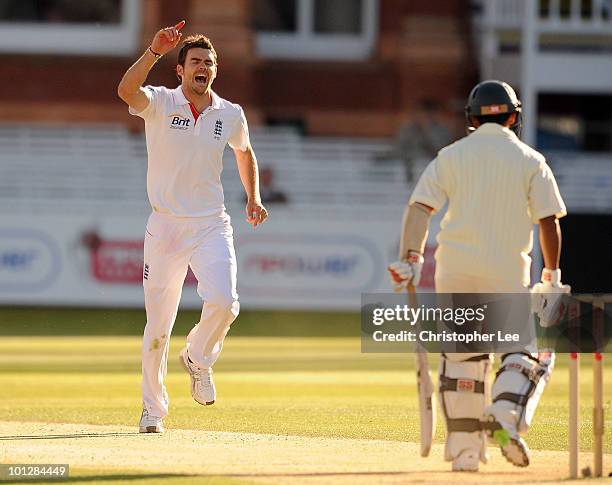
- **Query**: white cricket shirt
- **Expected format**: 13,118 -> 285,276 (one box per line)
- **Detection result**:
410,123 -> 566,286
130,86 -> 250,217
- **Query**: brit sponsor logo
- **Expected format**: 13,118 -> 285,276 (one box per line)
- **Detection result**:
0,229 -> 61,292
168,113 -> 190,130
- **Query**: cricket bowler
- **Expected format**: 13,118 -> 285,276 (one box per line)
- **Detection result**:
388,80 -> 568,471
117,20 -> 268,433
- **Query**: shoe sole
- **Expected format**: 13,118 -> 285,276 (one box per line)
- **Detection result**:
179,349 -> 215,406
451,465 -> 479,472
488,422 -> 530,468
139,425 -> 164,433
501,438 -> 530,467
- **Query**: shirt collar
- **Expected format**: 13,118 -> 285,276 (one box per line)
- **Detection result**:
210,90 -> 222,109
172,86 -> 222,110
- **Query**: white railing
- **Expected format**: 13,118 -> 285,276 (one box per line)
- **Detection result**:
479,0 -> 524,29
475,0 -> 612,32
0,124 -> 409,219
473,0 -> 612,145
547,151 -> 612,213
0,124 -> 610,217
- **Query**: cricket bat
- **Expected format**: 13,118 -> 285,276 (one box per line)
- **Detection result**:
408,283 -> 436,457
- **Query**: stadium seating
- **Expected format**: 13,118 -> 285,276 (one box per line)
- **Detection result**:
0,124 -> 610,217
547,152 -> 612,214
0,124 -> 408,217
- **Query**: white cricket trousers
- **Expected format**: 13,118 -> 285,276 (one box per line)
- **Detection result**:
141,211 -> 239,418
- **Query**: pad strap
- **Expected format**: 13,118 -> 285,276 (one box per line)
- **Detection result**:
447,417 -> 504,433
500,352 -> 541,365
493,361 -> 547,406
446,418 -> 483,433
439,375 -> 485,394
442,353 -> 491,362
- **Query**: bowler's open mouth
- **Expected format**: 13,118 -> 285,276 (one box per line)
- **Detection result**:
195,75 -> 207,85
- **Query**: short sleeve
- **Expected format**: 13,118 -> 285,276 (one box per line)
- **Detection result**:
228,105 -> 250,151
409,157 -> 448,213
528,160 -> 567,222
129,85 -> 162,119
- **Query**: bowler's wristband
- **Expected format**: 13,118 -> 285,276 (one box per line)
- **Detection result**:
148,46 -> 162,59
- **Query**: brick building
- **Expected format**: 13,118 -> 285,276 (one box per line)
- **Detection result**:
0,0 -> 476,137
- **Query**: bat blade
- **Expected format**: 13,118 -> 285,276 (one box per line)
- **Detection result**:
408,284 -> 436,457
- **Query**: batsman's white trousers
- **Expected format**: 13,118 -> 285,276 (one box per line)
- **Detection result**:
141,211 -> 239,418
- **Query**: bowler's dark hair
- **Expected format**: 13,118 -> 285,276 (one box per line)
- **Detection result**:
178,34 -> 218,66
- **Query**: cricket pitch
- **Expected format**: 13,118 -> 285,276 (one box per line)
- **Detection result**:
2,420 -> 610,484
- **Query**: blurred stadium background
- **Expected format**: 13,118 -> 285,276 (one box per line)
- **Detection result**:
0,0 -> 611,320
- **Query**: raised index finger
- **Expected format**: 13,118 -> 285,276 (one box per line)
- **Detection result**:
175,20 -> 186,31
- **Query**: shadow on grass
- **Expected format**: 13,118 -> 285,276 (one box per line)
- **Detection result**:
0,432 -> 141,441
1,471 -> 415,484
0,473 -> 192,483
0,469 -> 571,483
0,307 -> 358,337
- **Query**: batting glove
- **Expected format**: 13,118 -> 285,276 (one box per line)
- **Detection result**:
388,251 -> 424,291
531,268 -> 571,327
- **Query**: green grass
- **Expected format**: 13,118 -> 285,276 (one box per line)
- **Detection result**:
0,335 -> 610,454
0,307 -> 358,337
0,307 -> 610,485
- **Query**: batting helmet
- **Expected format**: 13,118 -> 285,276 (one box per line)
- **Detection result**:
465,80 -> 522,136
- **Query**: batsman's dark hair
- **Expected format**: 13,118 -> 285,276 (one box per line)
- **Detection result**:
177,34 -> 218,66
474,113 -> 513,126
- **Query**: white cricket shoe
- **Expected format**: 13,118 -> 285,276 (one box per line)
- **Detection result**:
139,408 -> 164,433
179,346 -> 216,405
452,449 -> 480,472
482,410 -> 530,467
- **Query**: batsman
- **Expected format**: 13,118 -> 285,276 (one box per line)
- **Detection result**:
388,80 -> 568,471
